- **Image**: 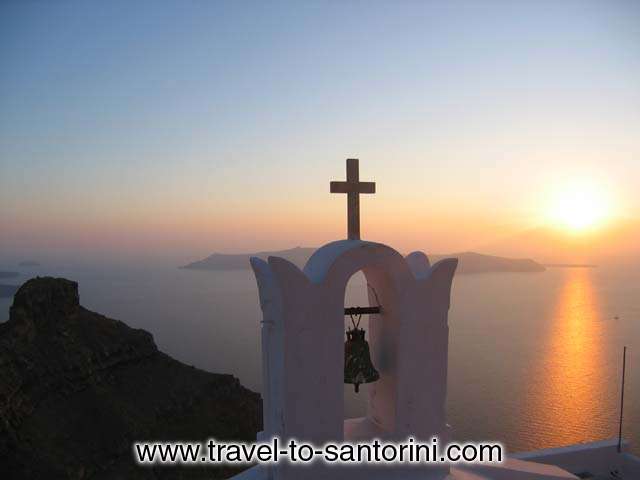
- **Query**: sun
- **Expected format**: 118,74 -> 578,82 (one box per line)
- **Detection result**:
548,182 -> 611,232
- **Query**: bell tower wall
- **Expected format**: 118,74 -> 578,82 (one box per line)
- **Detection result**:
250,240 -> 457,480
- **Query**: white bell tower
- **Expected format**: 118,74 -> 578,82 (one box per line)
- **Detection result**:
243,159 -> 458,479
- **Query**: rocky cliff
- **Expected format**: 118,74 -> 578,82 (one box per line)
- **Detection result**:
0,277 -> 262,479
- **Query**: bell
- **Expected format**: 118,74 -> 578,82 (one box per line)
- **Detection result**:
344,326 -> 379,393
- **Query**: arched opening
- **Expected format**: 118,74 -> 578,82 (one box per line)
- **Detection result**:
340,261 -> 404,441
343,270 -> 373,419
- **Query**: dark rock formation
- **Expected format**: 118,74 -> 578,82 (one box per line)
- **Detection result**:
0,277 -> 262,480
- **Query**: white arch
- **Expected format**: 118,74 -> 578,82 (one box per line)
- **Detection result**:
251,240 -> 457,479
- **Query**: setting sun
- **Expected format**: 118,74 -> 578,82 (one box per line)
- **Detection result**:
548,182 -> 612,232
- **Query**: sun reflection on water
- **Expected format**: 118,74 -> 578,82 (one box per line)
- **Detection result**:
526,268 -> 612,447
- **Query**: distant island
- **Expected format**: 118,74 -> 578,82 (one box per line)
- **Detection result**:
0,271 -> 19,279
18,260 -> 41,267
182,247 -> 545,274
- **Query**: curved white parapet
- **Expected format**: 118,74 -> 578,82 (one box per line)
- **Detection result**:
405,251 -> 431,279
249,240 -> 458,480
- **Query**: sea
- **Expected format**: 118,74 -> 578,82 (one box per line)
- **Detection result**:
1,260 -> 639,455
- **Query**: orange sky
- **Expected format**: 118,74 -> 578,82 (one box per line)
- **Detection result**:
1,2 -> 639,265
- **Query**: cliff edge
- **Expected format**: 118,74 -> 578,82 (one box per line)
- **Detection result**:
0,277 -> 262,479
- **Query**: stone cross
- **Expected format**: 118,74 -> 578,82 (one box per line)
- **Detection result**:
330,158 -> 375,240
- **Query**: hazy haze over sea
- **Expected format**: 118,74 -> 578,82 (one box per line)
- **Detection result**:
1,258 -> 639,454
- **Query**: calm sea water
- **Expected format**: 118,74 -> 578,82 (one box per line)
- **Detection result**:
1,262 -> 638,454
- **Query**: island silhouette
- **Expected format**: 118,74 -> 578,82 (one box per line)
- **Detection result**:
181,248 -> 546,274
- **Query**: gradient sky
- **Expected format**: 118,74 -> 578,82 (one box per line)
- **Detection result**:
1,1 -> 639,264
